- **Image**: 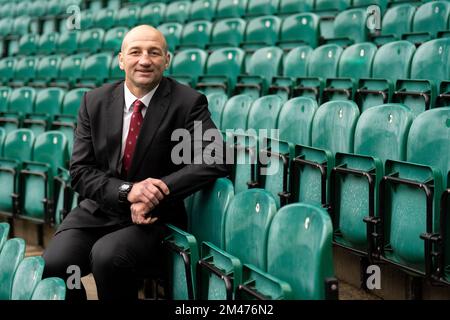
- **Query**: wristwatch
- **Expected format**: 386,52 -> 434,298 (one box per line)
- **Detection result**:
118,182 -> 133,203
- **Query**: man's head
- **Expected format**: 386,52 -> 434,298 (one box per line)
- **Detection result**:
119,25 -> 170,96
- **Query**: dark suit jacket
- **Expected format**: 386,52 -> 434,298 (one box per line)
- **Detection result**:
58,77 -> 228,233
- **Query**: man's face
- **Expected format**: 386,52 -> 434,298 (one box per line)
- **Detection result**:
119,33 -> 170,90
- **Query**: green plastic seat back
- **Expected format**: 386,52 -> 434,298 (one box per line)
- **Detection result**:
0,222 -> 9,252
267,203 -> 334,299
333,8 -> 368,44
165,0 -> 191,23
58,53 -> 86,82
307,44 -> 343,78
410,38 -> 450,82
56,31 -> 80,55
245,15 -> 281,46
338,42 -> 377,79
109,57 -> 125,81
93,8 -> 116,29
171,49 -> 207,80
116,5 -> 141,27
11,256 -> 44,300
353,0 -> 387,12
277,97 -> 317,146
381,4 -> 415,38
206,92 -> 228,128
246,0 -> 278,16
206,47 -> 245,90
278,0 -> 314,15
35,55 -> 63,82
0,58 -> 15,83
81,52 -> 112,83
0,238 -> 25,300
78,28 -> 105,53
221,94 -> 254,131
189,0 -> 217,21
54,167 -> 71,226
157,22 -> 183,52
315,0 -> 350,12
412,1 -> 450,37
0,86 -> 11,112
247,46 -> 283,89
18,34 -> 38,56
8,87 -> 36,114
311,100 -> 360,154
280,13 -> 320,48
37,32 -> 58,55
180,20 -> 212,48
190,178 -> 234,248
139,3 -> 166,26
31,277 -> 66,300
247,95 -> 283,135
32,131 -> 69,176
210,18 -> 246,47
0,17 -> 13,37
102,27 -> 128,53
355,104 -> 414,163
216,0 -> 247,18
282,45 -> 312,78
224,189 -> 277,269
62,88 -> 88,117
3,129 -> 35,161
372,40 -> 415,81
34,88 -> 65,116
13,57 -> 38,82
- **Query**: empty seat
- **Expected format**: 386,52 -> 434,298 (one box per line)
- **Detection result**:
0,57 -> 16,85
179,20 -> 212,49
1,87 -> 36,133
17,34 -> 38,56
116,5 -> 141,28
0,222 -> 9,251
31,277 -> 66,300
206,92 -> 228,127
29,55 -> 62,88
93,8 -> 116,29
242,15 -> 281,51
55,31 -> 80,55
278,13 -> 320,49
216,0 -> 247,18
11,57 -> 38,87
327,8 -> 369,46
221,94 -> 254,132
314,0 -> 351,14
278,0 -> 314,15
208,18 -> 246,49
246,0 -> 279,17
102,27 -> 128,53
78,52 -> 113,88
170,49 -> 208,86
139,3 -> 167,26
78,28 -> 105,53
37,33 -> 59,55
11,256 -> 44,300
189,0 -> 217,21
0,238 -> 25,299
372,4 -> 416,46
352,0 -> 387,12
164,1 -> 191,23
0,87 -> 11,113
157,23 -> 183,52
52,53 -> 86,88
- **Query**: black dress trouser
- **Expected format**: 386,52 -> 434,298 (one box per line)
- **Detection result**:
42,223 -> 166,300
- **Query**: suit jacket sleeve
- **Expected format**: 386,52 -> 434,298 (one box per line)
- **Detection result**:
69,92 -> 125,209
160,94 -> 229,202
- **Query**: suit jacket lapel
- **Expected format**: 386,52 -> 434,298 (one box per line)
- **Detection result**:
106,82 -> 125,174
128,77 -> 171,179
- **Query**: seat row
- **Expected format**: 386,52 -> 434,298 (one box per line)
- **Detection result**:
0,222 -> 66,300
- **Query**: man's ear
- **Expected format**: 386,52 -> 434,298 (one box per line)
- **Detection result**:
118,53 -> 124,70
164,52 -> 171,70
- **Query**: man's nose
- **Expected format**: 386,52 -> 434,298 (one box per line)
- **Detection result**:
138,53 -> 152,66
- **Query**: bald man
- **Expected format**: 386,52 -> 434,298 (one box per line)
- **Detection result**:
42,25 -> 228,300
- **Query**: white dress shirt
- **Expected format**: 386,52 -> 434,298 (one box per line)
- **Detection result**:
120,83 -> 159,161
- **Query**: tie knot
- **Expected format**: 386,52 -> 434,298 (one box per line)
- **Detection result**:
132,100 -> 144,113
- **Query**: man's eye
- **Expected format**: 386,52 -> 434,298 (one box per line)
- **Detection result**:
130,51 -> 139,55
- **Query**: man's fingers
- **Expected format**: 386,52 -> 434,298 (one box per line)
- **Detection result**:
144,183 -> 164,202
148,178 -> 170,196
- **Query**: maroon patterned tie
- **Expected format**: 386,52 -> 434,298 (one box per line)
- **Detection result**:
122,99 -> 144,176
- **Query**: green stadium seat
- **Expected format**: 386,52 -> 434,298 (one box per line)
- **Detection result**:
0,222 -> 9,251
278,0 -> 314,15
0,57 -> 17,85
30,55 -> 63,88
323,42 -> 377,102
221,94 -> 254,132
139,3 -> 167,26
0,87 -> 36,133
0,18 -> 14,37
291,100 -> 360,207
372,4 -> 415,46
28,0 -> 47,17
89,0 -> 104,10
46,0 -> 64,16
394,38 -> 450,116
17,34 -> 38,56
157,22 -> 183,52
179,20 -> 212,49
164,0 -> 191,23
53,167 -> 73,226
108,57 -> 125,83
331,104 -> 413,255
236,46 -> 283,98
31,277 -> 66,300
265,203 -> 338,299
170,49 -> 208,86
78,52 -> 112,88
208,18 -> 246,49
0,129 -> 35,216
197,189 -> 277,300
278,13 -> 320,50
37,33 -> 59,55
11,256 -> 44,300
18,131 -> 69,227
11,57 -> 38,87
107,0 -> 121,9
93,8 -> 117,29
314,0 -> 351,14
189,0 -> 217,21
0,86 -> 12,113
12,16 -> 37,36
0,238 -> 25,300
380,107 -> 450,276
196,47 -> 245,95
404,1 -> 450,45
206,92 -> 228,127
216,0 -> 247,18
353,0 -> 387,11
51,53 -> 86,88
242,15 -> 281,51
23,88 -> 65,136
41,18 -> 58,35
245,0 -> 279,17
293,44 -> 343,102
55,30 -> 80,55
115,5 -> 141,28
78,28 -> 105,53
357,40 -> 415,111
327,8 -> 369,46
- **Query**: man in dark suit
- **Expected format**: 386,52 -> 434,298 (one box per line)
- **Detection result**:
42,25 -> 228,300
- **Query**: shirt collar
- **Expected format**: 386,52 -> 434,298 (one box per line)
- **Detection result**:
124,82 -> 159,112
